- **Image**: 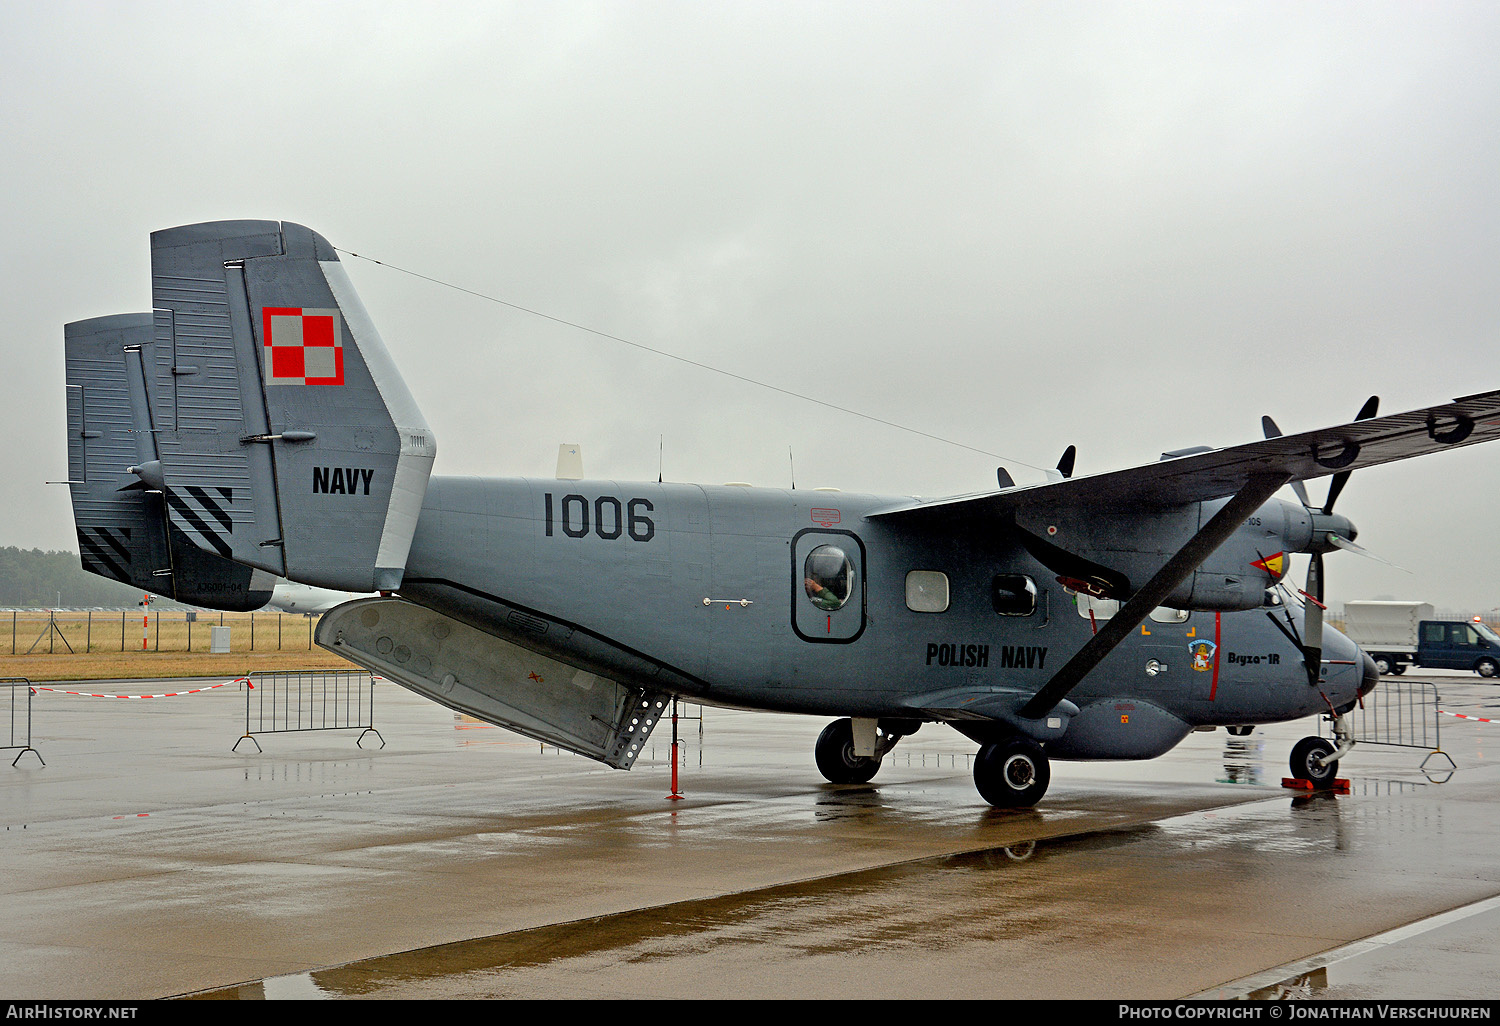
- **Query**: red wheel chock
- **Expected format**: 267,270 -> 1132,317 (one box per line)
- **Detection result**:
1281,777 -> 1351,793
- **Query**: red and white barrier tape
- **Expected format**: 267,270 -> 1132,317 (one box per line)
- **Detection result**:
1440,710 -> 1499,724
32,676 -> 251,699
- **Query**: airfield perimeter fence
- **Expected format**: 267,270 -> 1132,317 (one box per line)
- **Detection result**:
2,678 -> 43,766
4,609 -> 322,654
234,668 -> 383,751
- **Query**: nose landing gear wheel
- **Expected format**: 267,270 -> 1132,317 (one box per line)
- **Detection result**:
815,718 -> 882,784
1290,736 -> 1339,788
974,736 -> 1051,808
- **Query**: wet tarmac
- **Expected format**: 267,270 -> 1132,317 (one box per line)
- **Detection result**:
2,670 -> 1498,1000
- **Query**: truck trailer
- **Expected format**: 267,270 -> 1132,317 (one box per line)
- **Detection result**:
1341,600 -> 1500,677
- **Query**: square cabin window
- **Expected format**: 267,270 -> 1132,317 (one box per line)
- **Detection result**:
1076,593 -> 1120,620
906,570 -> 949,613
992,574 -> 1038,616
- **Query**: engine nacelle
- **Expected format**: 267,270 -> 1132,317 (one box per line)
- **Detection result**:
1012,495 -> 1321,612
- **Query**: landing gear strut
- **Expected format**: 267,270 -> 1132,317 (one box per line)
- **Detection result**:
974,735 -> 1051,808
814,717 -> 915,784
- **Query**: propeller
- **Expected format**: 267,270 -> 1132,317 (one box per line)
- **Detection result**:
1043,445 -> 1076,483
1263,396 -> 1380,684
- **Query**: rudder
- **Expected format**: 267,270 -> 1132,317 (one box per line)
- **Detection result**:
143,220 -> 436,592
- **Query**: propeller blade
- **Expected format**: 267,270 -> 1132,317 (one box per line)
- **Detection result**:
1327,533 -> 1411,573
1324,469 -> 1351,512
1056,445 -> 1076,480
1288,478 -> 1312,509
1261,415 -> 1311,506
1302,552 -> 1325,685
1324,397 -> 1378,513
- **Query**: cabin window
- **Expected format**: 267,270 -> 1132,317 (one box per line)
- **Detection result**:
1075,593 -> 1120,620
991,574 -> 1037,616
1149,606 -> 1190,624
905,570 -> 949,613
804,545 -> 855,611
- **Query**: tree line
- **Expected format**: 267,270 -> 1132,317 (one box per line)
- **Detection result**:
0,546 -> 184,608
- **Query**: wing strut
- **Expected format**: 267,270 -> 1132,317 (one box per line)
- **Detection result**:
1018,473 -> 1291,720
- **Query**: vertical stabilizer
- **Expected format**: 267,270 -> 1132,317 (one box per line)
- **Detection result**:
145,221 -> 436,592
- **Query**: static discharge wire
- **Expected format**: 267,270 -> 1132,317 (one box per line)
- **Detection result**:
335,248 -> 1049,474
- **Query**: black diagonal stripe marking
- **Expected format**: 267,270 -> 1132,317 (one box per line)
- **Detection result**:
78,529 -> 129,583
186,485 -> 234,534
166,491 -> 232,558
216,487 -> 232,504
98,527 -> 133,565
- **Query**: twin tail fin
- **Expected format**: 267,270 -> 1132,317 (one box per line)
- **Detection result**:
75,220 -> 438,593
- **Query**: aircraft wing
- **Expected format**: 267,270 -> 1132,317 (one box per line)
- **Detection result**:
866,390 -> 1500,524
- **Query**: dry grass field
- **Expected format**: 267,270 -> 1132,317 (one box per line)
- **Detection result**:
1,610 -> 358,681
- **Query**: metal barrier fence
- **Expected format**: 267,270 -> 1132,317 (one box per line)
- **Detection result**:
1331,679 -> 1452,771
234,669 -> 383,752
2,678 -> 43,766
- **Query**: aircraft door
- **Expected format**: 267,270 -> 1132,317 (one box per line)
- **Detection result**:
792,529 -> 866,643
1135,606 -> 1210,697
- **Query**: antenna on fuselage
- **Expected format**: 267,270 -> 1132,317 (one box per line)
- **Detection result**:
790,446 -> 796,490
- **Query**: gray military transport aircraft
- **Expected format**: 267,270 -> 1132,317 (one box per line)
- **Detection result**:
61,220 -> 1500,807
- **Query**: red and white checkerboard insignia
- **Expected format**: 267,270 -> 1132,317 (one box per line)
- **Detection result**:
262,307 -> 345,385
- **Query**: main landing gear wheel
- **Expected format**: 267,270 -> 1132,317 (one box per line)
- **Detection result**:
1290,736 -> 1339,788
815,718 -> 882,784
974,736 -> 1051,808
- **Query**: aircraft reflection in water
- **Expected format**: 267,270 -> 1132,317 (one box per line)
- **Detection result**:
61,221 -> 1500,807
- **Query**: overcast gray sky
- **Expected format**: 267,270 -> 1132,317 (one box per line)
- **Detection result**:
4,1 -> 1499,611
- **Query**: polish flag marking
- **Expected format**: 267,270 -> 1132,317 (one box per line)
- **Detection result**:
263,307 -> 345,385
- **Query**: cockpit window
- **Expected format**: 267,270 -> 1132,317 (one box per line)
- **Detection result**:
804,545 -> 854,611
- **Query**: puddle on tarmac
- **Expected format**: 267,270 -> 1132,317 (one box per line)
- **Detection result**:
186,823 -> 1179,1000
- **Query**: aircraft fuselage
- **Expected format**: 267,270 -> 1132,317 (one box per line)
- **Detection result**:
396,476 -> 1371,761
